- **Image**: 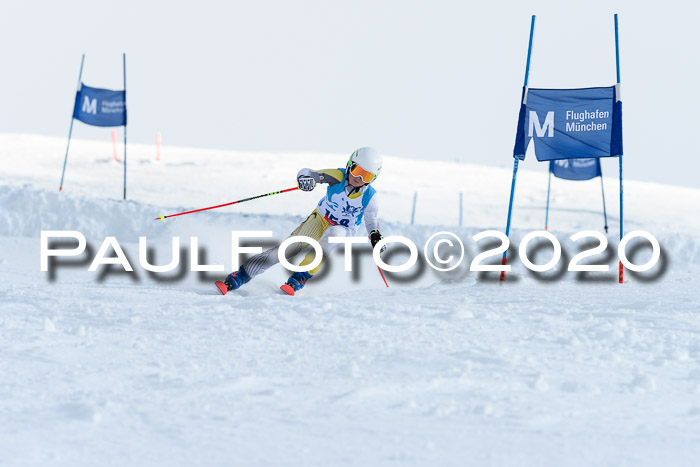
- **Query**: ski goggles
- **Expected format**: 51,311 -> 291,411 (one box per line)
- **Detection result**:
349,163 -> 377,183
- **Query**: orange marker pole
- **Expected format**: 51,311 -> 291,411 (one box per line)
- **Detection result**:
111,129 -> 120,162
156,132 -> 162,162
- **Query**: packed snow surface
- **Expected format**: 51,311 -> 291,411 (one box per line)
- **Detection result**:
1,134 -> 699,466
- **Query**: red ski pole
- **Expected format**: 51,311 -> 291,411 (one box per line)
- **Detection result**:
155,186 -> 300,221
377,266 -> 389,287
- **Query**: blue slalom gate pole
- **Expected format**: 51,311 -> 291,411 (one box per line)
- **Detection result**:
501,14 -> 535,282
544,169 -> 552,230
523,15 -> 536,89
410,192 -> 417,225
615,13 -> 624,283
501,157 -> 521,277
600,175 -> 609,233
59,54 -> 85,192
615,15 -> 621,84
123,53 -> 128,200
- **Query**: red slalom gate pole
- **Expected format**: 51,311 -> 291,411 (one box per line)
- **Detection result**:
155,187 -> 300,221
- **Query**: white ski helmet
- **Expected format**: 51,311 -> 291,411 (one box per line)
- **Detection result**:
346,147 -> 383,183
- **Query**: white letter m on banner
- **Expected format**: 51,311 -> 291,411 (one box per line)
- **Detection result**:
82,96 -> 97,115
528,111 -> 554,137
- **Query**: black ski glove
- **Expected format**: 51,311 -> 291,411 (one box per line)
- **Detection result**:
297,174 -> 315,192
369,230 -> 386,254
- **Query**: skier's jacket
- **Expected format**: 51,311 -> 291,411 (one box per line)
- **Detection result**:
297,167 -> 379,234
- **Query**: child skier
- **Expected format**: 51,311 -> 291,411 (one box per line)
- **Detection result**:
216,147 -> 386,296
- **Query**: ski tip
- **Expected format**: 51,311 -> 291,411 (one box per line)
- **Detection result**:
215,281 -> 228,295
280,284 -> 295,296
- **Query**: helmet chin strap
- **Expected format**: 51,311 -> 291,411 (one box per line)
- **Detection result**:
345,176 -> 366,194
347,182 -> 361,195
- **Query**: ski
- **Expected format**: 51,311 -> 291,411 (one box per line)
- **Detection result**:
280,284 -> 295,296
215,281 -> 228,295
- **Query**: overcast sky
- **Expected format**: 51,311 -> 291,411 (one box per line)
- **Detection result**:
1,0 -> 698,188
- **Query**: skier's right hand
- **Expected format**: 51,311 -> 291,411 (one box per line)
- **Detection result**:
298,174 -> 316,192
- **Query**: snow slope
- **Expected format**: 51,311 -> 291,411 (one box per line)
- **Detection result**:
1,134 -> 700,466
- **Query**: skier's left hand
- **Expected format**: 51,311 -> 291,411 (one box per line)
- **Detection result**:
369,230 -> 386,255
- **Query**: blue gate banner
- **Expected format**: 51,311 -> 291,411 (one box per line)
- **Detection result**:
73,84 -> 126,127
550,158 -> 601,181
513,86 -> 622,161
